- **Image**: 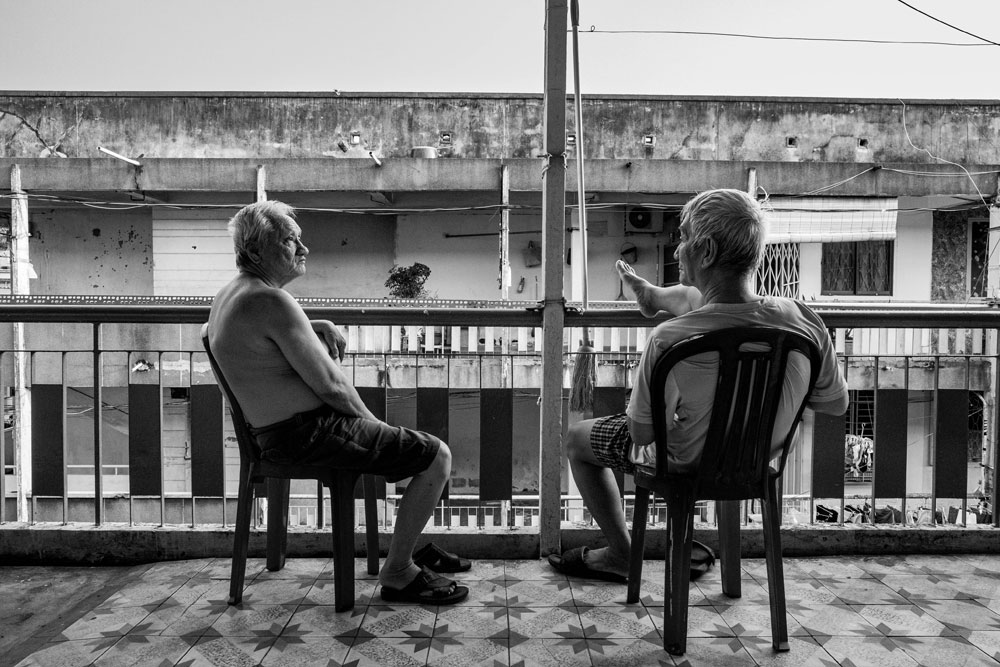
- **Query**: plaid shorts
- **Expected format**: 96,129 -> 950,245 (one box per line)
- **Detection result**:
589,413 -> 635,474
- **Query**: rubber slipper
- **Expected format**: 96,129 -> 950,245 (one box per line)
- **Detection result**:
380,566 -> 470,605
414,542 -> 472,573
690,540 -> 716,581
547,546 -> 627,583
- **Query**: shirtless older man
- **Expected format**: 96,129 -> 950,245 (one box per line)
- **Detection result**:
207,200 -> 468,604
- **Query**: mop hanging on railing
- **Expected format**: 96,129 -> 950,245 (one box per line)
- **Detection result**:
568,0 -> 595,413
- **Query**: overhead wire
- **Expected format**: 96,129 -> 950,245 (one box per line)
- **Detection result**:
575,27 -> 990,47
893,0 -> 1000,47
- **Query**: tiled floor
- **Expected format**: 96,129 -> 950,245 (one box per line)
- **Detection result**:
9,554 -> 1000,666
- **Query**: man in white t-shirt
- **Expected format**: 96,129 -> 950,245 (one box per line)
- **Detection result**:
549,188 -> 848,583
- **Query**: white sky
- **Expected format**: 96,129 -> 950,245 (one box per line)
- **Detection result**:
3,0 -> 999,99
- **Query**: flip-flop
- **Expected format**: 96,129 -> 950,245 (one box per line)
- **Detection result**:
414,542 -> 472,573
547,546 -> 628,584
690,540 -> 716,580
380,566 -> 470,605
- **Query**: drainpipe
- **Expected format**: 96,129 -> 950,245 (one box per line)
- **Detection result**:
539,0 -> 569,557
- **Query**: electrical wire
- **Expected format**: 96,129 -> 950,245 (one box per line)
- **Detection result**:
893,0 -> 1000,47
576,27 -> 990,47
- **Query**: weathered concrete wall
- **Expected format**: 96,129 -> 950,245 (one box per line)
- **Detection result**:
29,207 -> 153,295
2,93 -> 998,164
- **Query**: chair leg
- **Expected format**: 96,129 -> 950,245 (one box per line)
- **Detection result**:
363,474 -> 380,576
664,486 -> 695,656
717,500 -> 742,598
229,463 -> 254,605
762,479 -> 790,652
331,469 -> 360,612
627,487 -> 650,604
266,478 -> 290,571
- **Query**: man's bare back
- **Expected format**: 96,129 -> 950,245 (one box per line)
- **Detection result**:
207,274 -> 325,428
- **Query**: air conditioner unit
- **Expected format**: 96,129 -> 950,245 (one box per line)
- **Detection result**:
624,206 -> 663,234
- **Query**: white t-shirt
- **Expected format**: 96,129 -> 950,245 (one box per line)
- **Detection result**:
625,297 -> 847,474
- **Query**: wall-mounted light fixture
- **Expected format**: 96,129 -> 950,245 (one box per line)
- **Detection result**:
369,151 -> 382,167
439,131 -> 453,144
786,136 -> 798,148
642,134 -> 656,147
350,132 -> 362,145
858,138 -> 870,149
566,133 -> 577,146
98,146 -> 141,167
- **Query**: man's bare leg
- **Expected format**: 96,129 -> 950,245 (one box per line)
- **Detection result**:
565,420 -> 630,577
378,443 -> 452,589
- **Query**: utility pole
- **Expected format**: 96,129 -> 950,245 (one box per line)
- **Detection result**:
9,165 -> 31,521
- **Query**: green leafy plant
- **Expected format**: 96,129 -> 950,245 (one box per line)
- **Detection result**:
385,262 -> 431,298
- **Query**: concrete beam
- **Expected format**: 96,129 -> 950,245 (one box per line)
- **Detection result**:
1,158 -> 997,197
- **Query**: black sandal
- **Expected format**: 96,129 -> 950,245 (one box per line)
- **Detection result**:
414,542 -> 472,573
380,566 -> 469,605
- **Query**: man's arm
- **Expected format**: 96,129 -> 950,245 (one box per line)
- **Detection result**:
310,319 -> 347,361
809,393 -> 849,416
263,291 -> 379,420
616,260 -> 703,318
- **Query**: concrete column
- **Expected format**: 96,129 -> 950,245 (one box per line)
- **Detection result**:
539,0 -> 568,558
569,208 -> 585,301
9,165 -> 31,521
256,165 -> 267,202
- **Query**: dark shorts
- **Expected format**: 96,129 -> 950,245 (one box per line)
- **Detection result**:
251,405 -> 440,483
590,413 -> 636,475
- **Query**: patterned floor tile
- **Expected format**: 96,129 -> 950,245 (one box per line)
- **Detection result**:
718,603 -> 809,638
697,577 -> 770,607
180,635 -> 276,666
507,637 -> 594,666
426,636 -> 510,666
855,604 -> 956,636
92,635 -> 195,666
589,637 -> 674,667
957,555 -> 1000,572
666,636 -> 756,666
459,559 -> 506,582
578,604 -> 658,640
504,560 -> 564,582
140,559 -> 211,583
260,636 -> 352,666
13,638 -> 118,667
961,630 -> 1000,661
630,576 -> 711,608
952,572 -> 1000,600
783,557 -> 871,580
646,602 -> 735,638
100,580 -> 182,608
776,577 -> 841,605
58,605 -> 153,640
567,580 -> 630,607
129,602 -> 229,637
242,577 -> 313,605
786,602 -> 881,636
507,606 -> 583,639
208,603 -> 296,637
814,636 -> 919,667
345,635 -> 432,666
739,635 -> 840,666
283,604 -> 367,637
305,577 -> 378,607
165,577 -> 231,606
817,577 -> 910,605
912,598 -> 1000,631
194,558 -> 263,581
889,635 -> 1000,666
876,573 -> 969,600
453,577 -> 508,607
505,579 -> 574,607
253,557 -> 328,580
853,556 -> 929,577
896,555 -> 966,575
361,604 -> 438,638
436,604 -> 509,638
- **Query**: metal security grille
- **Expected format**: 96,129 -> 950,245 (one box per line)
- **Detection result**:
822,240 -> 892,295
757,242 -> 800,298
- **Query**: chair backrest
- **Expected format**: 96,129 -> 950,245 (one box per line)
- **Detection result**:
648,326 -> 821,500
200,323 -> 262,465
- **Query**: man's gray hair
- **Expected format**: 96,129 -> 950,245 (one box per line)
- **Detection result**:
227,200 -> 296,269
682,189 -> 768,276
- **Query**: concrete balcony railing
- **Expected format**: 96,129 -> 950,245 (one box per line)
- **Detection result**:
0,297 -> 998,563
